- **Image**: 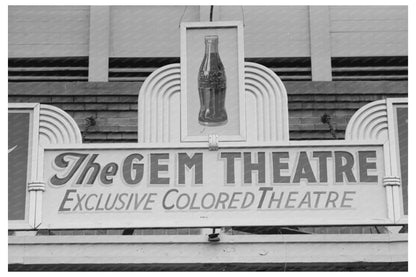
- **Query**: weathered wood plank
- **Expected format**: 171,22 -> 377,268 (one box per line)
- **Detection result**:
331,32 -> 407,56
8,234 -> 408,265
9,44 -> 89,57
329,6 -> 407,21
9,20 -> 89,34
331,20 -> 407,32
8,6 -> 89,57
9,32 -> 89,45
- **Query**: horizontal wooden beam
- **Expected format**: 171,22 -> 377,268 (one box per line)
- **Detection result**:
9,234 -> 407,265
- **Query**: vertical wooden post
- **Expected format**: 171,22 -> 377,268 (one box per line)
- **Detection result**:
88,6 -> 110,82
309,6 -> 332,81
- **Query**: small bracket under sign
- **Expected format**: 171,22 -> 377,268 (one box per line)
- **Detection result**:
208,134 -> 219,151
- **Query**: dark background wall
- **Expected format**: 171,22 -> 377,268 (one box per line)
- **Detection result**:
8,81 -> 408,143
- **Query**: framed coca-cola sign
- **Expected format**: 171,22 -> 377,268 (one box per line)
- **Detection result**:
180,21 -> 246,142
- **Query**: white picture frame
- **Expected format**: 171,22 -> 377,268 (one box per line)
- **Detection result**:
180,21 -> 246,142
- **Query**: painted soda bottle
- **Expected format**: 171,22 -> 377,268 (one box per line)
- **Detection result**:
198,35 -> 227,126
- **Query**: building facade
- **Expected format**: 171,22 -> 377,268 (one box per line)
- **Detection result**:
8,5 -> 408,271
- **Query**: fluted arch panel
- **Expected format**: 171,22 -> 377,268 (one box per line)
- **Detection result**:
345,99 -> 388,141
138,62 -> 289,144
39,104 -> 82,146
138,64 -> 181,143
244,62 -> 289,142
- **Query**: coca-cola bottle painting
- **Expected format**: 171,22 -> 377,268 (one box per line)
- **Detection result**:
198,35 -> 227,126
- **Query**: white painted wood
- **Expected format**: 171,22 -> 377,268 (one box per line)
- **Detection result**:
110,6 -> 200,57
9,31 -> 89,45
28,188 -> 36,228
331,20 -> 407,32
386,98 -> 408,224
138,61 -> 289,144
40,142 -> 391,229
331,31 -> 408,57
222,6 -> 311,57
345,99 -> 389,142
8,104 -> 40,230
9,44 -> 89,58
309,6 -> 332,81
9,104 -> 83,230
88,6 -> 110,82
345,98 -> 408,225
218,6 -> 244,22
199,6 -> 210,21
9,21 -> 90,35
47,139 -> 385,151
8,233 -> 408,244
8,5 -> 89,21
8,234 -> 408,265
44,139 -> 386,150
329,6 -> 407,21
109,6 -> 310,58
38,104 -> 82,146
30,103 -> 83,229
8,6 -> 89,57
382,142 -> 395,222
35,146 -> 45,229
8,6 -> 408,58
8,103 -> 39,109
345,99 -> 408,225
387,226 -> 403,234
244,62 -> 289,142
329,6 -> 407,57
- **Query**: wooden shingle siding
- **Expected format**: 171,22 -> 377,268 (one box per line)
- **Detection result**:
8,6 -> 90,57
285,81 -> 407,139
8,57 -> 89,82
329,6 -> 408,57
8,81 -> 407,142
108,57 -> 312,82
331,56 -> 408,81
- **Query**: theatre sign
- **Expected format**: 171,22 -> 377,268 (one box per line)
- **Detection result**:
8,22 -> 407,230
40,144 -> 387,228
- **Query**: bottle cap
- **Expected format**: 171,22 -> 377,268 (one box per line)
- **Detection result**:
205,35 -> 219,42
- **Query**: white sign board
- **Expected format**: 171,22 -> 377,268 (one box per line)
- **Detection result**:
41,144 -> 389,229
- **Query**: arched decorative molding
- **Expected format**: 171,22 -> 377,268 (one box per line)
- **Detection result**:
244,62 -> 289,142
138,62 -> 289,144
138,64 -> 181,143
39,104 -> 82,146
345,99 -> 388,141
